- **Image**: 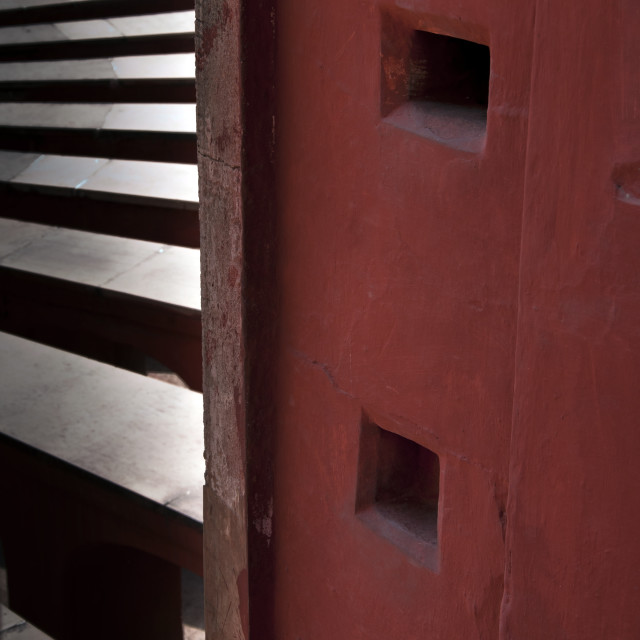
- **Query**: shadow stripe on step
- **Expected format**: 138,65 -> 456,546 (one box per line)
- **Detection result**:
0,32 -> 195,61
0,77 -> 195,102
0,127 -> 196,164
0,102 -> 196,162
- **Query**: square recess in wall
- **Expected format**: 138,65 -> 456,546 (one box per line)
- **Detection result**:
381,12 -> 490,152
356,413 -> 440,570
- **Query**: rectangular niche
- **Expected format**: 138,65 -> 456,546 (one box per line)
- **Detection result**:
381,13 -> 490,152
356,414 -> 440,570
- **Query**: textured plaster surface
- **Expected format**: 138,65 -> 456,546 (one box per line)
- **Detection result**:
197,0 -> 640,638
269,0 -> 533,637
501,3 -> 640,638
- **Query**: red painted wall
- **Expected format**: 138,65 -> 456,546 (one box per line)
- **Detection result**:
502,2 -> 640,638
198,0 -> 640,637
273,0 -> 533,637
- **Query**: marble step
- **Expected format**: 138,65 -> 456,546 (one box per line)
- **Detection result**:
0,10 -> 194,44
0,11 -> 194,60
0,218 -> 200,311
0,150 -> 197,208
0,151 -> 199,245
0,103 -> 196,162
0,0 -> 194,27
0,330 -> 203,635
0,330 -> 204,525
0,52 -> 195,101
0,218 -> 202,388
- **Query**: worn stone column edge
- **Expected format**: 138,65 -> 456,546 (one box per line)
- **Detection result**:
196,0 -> 276,638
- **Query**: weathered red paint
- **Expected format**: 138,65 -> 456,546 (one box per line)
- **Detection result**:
502,2 -> 640,638
200,0 -> 640,637
271,0 -> 533,637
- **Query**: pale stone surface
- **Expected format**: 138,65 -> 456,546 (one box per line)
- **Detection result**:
0,332 -> 204,523
103,103 -> 196,132
2,152 -> 198,206
0,12 -> 194,45
0,57 -> 116,81
0,606 -> 22,632
81,158 -> 199,204
0,219 -> 200,310
0,24 -> 65,44
108,11 -> 195,37
110,53 -> 195,79
0,150 -> 38,181
0,54 -> 194,82
0,102 -> 111,128
0,102 -> 195,132
0,223 -> 163,286
106,244 -> 201,310
0,217 -> 51,255
11,154 -> 108,189
183,623 -> 206,640
54,18 -> 120,40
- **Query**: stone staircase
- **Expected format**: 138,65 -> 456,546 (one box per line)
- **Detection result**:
0,0 -> 200,387
0,1 -> 203,639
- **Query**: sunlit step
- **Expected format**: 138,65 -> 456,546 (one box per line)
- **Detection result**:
0,217 -> 200,310
0,150 -> 198,207
0,0 -> 195,27
0,102 -> 195,132
0,52 -> 194,81
0,103 -> 196,162
0,10 -> 195,45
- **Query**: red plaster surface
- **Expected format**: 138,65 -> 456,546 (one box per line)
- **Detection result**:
502,2 -> 640,638
272,0 -> 533,637
201,0 -> 640,637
